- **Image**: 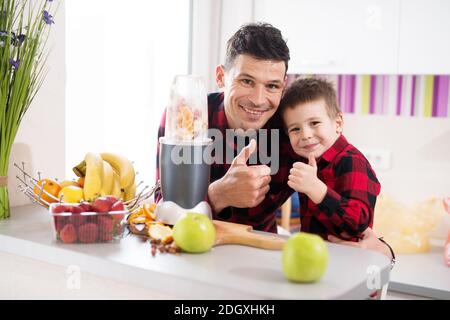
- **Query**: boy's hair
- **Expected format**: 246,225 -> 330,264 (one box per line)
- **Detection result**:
225,22 -> 290,73
279,77 -> 341,119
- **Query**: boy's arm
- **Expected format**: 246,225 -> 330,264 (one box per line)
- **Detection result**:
314,154 -> 381,237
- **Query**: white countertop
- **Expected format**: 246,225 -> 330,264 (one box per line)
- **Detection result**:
0,205 -> 391,299
389,242 -> 450,299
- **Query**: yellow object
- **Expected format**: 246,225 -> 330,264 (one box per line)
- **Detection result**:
100,160 -> 114,196
123,182 -> 136,201
374,194 -> 445,254
148,223 -> 173,244
100,152 -> 135,190
60,180 -> 80,189
83,152 -> 103,201
128,203 -> 157,224
110,170 -> 122,199
58,186 -> 84,203
143,203 -> 157,220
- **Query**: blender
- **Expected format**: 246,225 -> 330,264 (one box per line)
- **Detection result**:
155,75 -> 213,225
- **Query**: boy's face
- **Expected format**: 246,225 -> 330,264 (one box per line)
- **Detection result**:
216,54 -> 286,130
283,98 -> 343,159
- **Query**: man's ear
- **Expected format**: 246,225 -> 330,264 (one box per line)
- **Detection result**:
215,65 -> 225,88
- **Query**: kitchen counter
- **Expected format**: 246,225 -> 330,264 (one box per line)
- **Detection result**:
0,205 -> 391,299
389,242 -> 450,300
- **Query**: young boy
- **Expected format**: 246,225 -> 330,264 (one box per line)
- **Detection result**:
279,77 -> 381,241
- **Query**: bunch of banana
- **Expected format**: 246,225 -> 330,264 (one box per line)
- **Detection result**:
73,152 -> 136,202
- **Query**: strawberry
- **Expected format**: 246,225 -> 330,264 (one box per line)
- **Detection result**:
60,224 -> 77,244
54,216 -> 68,232
98,215 -> 114,241
69,213 -> 84,227
52,204 -> 70,213
78,223 -> 98,243
70,205 -> 84,214
78,201 -> 93,212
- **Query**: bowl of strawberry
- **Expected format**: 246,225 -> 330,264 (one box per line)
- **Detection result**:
49,196 -> 127,244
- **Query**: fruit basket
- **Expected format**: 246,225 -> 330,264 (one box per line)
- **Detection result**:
49,202 -> 126,243
14,162 -> 161,213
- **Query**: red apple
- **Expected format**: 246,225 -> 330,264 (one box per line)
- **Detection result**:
104,195 -> 119,205
92,197 -> 113,212
110,200 -> 125,212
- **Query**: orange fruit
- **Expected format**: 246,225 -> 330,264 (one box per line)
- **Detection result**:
77,176 -> 85,187
33,178 -> 62,204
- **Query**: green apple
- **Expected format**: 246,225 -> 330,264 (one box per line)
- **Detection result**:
173,212 -> 216,253
282,232 -> 329,282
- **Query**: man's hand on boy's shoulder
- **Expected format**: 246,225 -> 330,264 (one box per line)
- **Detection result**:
288,154 -> 327,204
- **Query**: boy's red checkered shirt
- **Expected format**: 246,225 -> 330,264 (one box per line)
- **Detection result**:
296,135 -> 381,240
155,92 -> 295,233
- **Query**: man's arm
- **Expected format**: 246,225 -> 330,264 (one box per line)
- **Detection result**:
154,110 -> 166,202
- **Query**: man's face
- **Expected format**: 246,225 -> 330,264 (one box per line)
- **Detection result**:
216,54 -> 286,130
283,98 -> 343,159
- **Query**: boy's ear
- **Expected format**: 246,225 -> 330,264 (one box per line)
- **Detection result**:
335,112 -> 344,134
215,65 -> 225,88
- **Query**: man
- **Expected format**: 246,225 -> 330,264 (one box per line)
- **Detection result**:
157,22 -> 293,233
156,22 -> 395,263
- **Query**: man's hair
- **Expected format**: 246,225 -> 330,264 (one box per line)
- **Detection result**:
225,22 -> 290,72
279,77 -> 341,119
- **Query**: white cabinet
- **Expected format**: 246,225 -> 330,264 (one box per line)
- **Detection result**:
254,0 -> 400,74
398,0 -> 450,74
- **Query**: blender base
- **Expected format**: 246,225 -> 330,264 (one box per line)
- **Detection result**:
155,200 -> 212,225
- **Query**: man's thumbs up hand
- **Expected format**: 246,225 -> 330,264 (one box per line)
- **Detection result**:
207,139 -> 272,212
232,139 -> 257,166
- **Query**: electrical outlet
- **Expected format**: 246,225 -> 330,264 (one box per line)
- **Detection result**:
360,148 -> 391,170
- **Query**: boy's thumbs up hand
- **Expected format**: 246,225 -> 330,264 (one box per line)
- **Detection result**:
287,153 -> 327,204
208,139 -> 272,212
308,153 -> 317,168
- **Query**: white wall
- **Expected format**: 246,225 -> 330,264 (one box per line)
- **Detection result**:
191,0 -> 450,205
8,1 -> 66,207
344,114 -> 450,203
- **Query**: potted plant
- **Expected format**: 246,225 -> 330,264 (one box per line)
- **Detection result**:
0,0 -> 56,219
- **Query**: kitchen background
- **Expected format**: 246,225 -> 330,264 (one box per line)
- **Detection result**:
7,0 -> 450,238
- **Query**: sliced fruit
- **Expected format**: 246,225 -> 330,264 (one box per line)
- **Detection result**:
148,223 -> 173,244
143,203 -> 157,220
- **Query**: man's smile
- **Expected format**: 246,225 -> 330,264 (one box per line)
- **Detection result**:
240,105 -> 270,119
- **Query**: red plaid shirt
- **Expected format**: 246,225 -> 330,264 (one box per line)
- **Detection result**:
295,135 -> 381,240
156,92 -> 294,233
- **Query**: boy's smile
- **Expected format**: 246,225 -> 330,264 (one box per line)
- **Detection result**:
283,98 -> 343,159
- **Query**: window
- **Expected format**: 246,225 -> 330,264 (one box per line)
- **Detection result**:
65,0 -> 190,187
